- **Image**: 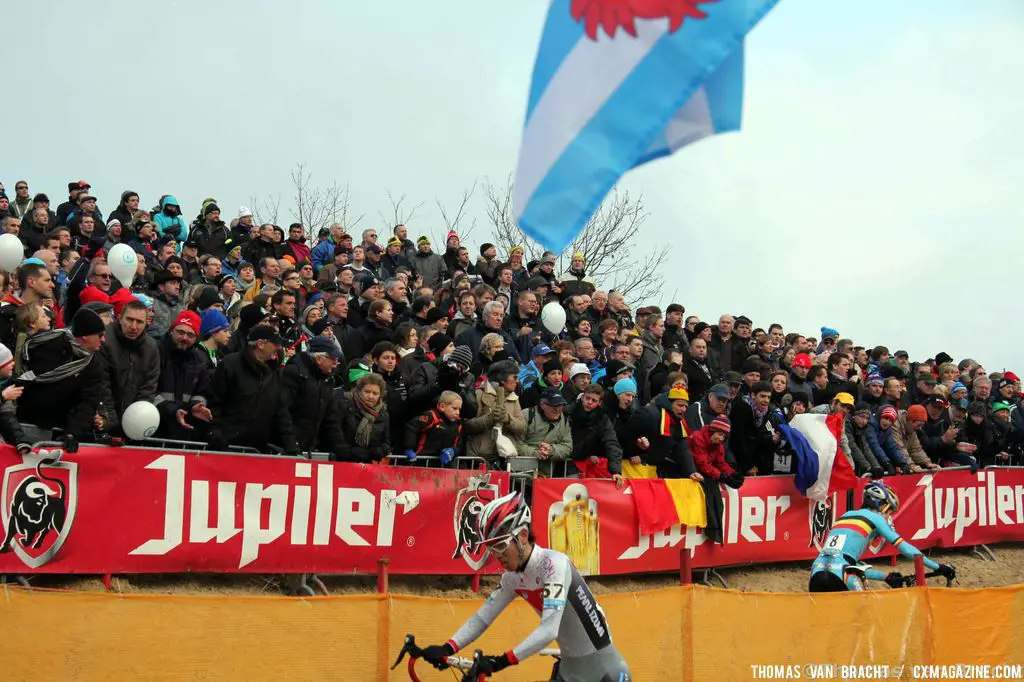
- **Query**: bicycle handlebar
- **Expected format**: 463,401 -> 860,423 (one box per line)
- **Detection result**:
885,567 -> 956,589
392,634 -> 489,682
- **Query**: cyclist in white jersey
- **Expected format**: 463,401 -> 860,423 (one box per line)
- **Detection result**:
420,492 -> 632,681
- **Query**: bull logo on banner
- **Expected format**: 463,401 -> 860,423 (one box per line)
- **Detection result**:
452,474 -> 500,571
0,451 -> 77,568
808,494 -> 837,551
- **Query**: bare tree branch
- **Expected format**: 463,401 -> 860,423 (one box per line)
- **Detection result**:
435,179 -> 479,245
482,177 -> 668,308
248,193 -> 281,227
378,191 -> 424,235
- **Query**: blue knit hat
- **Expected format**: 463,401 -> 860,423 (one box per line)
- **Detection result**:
613,377 -> 638,396
199,309 -> 230,338
950,382 -> 968,396
866,373 -> 884,386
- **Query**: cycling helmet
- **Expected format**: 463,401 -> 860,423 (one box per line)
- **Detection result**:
862,481 -> 899,513
477,492 -> 532,547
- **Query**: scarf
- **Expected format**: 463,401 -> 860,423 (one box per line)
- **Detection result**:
353,390 -> 382,448
20,330 -> 94,383
659,408 -> 687,437
743,393 -> 769,427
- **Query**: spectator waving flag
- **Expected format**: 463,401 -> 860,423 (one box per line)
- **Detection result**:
777,413 -> 857,502
513,0 -> 782,251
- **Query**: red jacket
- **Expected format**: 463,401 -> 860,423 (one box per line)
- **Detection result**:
284,239 -> 312,265
688,425 -> 735,480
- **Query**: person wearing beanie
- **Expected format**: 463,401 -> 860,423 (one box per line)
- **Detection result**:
381,235 -> 410,279
427,332 -> 454,359
889,404 -> 938,473
407,337 -> 478,420
563,362 -> 592,404
519,357 -> 566,410
460,359 -> 524,467
17,307 -> 107,440
192,285 -> 223,313
843,402 -> 885,479
864,405 -> 912,476
475,242 -> 500,286
690,415 -> 741,485
99,297 -> 160,420
412,235 -> 447,290
627,379 -> 698,479
198,309 -> 232,372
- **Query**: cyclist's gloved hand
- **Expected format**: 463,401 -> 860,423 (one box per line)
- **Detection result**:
439,447 -> 456,465
421,643 -> 454,670
884,572 -> 906,589
936,564 -> 956,581
403,449 -> 417,462
476,652 -> 516,674
870,466 -> 885,479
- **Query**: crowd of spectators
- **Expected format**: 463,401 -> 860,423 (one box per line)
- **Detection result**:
0,178 -> 1021,495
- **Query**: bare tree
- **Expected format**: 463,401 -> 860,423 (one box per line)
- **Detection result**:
248,193 -> 281,227
483,176 -> 668,307
288,162 -> 364,239
435,179 -> 478,246
378,190 -> 424,235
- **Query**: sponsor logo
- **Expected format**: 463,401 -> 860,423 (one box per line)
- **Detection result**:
912,471 -> 1024,544
0,450 -> 77,569
808,494 -> 836,551
451,474 -> 500,571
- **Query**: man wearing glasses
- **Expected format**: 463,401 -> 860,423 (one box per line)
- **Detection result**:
9,181 -> 32,219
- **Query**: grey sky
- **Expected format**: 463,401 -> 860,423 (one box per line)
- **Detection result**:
5,1 -> 1023,370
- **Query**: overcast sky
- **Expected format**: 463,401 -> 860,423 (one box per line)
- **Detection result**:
5,1 -> 1023,370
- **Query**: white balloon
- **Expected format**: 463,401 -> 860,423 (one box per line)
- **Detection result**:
541,302 -> 566,335
0,234 -> 24,273
108,243 -> 138,287
122,401 -> 160,441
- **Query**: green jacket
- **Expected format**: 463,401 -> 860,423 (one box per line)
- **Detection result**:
516,406 -> 573,476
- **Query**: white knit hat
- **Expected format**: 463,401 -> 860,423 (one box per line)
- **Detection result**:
568,363 -> 591,380
238,206 -> 253,218
0,343 -> 13,371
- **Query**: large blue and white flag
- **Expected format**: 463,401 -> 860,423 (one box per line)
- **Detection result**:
513,0 -> 780,251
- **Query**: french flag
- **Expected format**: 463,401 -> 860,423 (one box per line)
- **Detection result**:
777,413 -> 856,501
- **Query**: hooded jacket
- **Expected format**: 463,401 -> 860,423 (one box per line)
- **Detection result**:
190,218 -> 230,261
153,196 -> 187,241
565,399 -> 623,475
627,392 -> 697,477
107,191 -> 138,227
688,424 -> 736,480
411,248 -> 447,290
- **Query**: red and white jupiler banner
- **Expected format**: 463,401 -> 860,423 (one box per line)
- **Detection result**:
0,444 -> 508,574
533,468 -> 1024,576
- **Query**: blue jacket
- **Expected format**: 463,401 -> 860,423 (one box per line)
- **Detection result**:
867,416 -> 908,468
153,195 -> 187,241
311,239 -> 336,273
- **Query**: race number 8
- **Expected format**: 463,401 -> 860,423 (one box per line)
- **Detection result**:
827,535 -> 846,551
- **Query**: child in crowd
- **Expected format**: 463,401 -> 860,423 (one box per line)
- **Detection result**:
405,390 -> 462,466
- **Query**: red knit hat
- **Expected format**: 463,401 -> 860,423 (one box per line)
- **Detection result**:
709,415 -> 732,435
1004,371 -> 1020,383
881,406 -> 898,422
109,288 -> 139,318
792,353 -> 812,369
906,405 -> 927,422
171,311 -> 201,336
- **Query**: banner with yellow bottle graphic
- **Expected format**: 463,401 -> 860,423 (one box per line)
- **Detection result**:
547,482 -> 600,575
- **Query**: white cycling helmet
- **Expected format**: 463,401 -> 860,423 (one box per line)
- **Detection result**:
477,491 -> 532,547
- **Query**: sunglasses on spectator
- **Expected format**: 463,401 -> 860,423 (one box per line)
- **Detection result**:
15,185 -> 27,190
93,273 -> 112,279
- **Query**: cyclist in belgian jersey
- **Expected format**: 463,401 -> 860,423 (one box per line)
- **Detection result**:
420,492 -> 632,681
809,481 -> 955,592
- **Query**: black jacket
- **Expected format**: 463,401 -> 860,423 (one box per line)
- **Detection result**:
281,352 -> 344,454
455,318 -> 523,364
344,317 -> 393,361
100,323 -> 161,418
374,364 -> 408,449
206,349 -> 298,453
16,332 -> 105,440
407,359 -> 477,419
241,238 -> 283,267
405,407 -> 461,457
333,390 -> 391,463
189,220 -> 231,261
154,334 -> 212,440
627,392 -> 696,477
566,401 -> 623,475
683,356 -> 715,402
728,398 -> 776,474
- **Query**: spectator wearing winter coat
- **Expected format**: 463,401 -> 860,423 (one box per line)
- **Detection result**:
0,345 -> 29,449
684,337 -> 716,401
846,404 -> 883,477
729,381 -> 778,475
474,243 -> 501,286
684,383 -> 731,433
405,390 -> 463,466
689,416 -> 743,485
153,195 -> 187,241
520,358 -> 564,411
892,405 -> 937,471
344,299 -> 394,360
242,223 -> 284,265
918,395 -> 978,470
810,393 -> 868,474
566,384 -> 624,480
55,181 -> 90,227
463,361 -> 526,467
282,223 -> 312,265
637,315 -> 665,390
369,341 -> 409,451
206,326 -> 299,454
407,343 -> 477,420
518,343 -> 555,390
646,347 -> 683,404
455,300 -> 522,365
149,270 -> 187,339
449,292 -> 478,339
188,204 -> 230,261
100,299 -> 160,420
787,352 -> 814,398
866,406 -> 911,475
106,190 -> 140,228
311,224 -> 345,273
16,309 -> 107,441
628,386 -> 699,479
410,236 -> 447,290
334,373 -> 392,463
280,338 -> 345,454
516,388 -> 574,477
957,402 -> 997,469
